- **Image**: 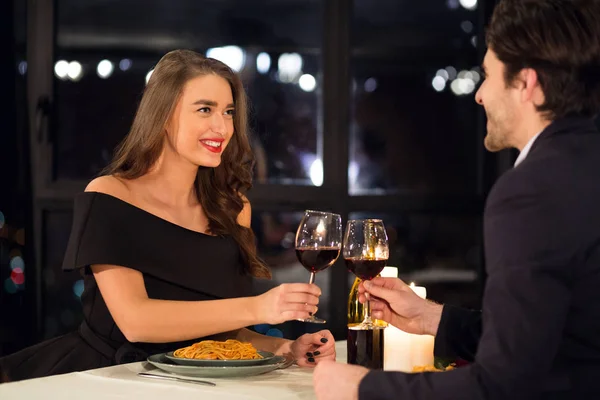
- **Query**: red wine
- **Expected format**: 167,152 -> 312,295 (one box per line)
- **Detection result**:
295,248 -> 340,273
345,258 -> 386,280
347,324 -> 384,369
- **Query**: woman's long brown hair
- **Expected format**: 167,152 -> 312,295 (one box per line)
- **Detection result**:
103,49 -> 271,279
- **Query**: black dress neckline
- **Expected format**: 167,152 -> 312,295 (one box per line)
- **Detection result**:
80,191 -> 220,237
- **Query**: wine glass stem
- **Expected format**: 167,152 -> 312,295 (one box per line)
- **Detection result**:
307,272 -> 317,318
364,298 -> 373,324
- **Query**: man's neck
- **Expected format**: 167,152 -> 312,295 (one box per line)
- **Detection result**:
514,117 -> 552,151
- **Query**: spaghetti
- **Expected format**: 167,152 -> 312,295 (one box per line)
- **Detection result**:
173,339 -> 264,360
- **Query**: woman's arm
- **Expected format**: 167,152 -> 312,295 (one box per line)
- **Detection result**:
93,265 -> 252,342
235,328 -> 293,357
93,265 -> 319,343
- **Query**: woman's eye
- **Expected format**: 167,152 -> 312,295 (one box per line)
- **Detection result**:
198,107 -> 210,113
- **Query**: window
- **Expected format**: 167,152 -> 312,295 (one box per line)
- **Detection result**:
53,0 -> 323,185
349,0 -> 482,195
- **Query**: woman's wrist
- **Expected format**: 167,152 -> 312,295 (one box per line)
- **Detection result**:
275,338 -> 294,359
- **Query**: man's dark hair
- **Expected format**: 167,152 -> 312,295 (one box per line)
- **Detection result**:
486,0 -> 600,119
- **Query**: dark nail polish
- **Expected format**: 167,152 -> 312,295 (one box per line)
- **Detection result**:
308,357 -> 315,363
306,352 -> 313,357
313,351 -> 320,356
320,338 -> 328,343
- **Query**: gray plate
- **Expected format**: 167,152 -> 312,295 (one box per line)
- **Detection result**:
164,350 -> 275,367
147,353 -> 288,378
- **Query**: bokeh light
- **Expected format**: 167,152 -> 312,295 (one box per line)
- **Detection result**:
364,77 -> 378,92
67,61 -> 83,81
54,60 -> 69,80
4,278 -> 17,294
10,256 -> 24,271
73,279 -> 85,298
18,61 -> 27,75
459,0 -> 478,10
96,59 -> 114,79
298,74 -> 317,92
11,268 -> 25,285
119,59 -> 132,71
206,46 -> 246,72
256,52 -> 271,74
432,76 -> 446,92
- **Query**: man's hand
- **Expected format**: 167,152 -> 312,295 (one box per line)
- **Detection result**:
359,277 -> 443,335
313,360 -> 369,400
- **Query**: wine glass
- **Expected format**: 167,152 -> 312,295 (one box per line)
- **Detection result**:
295,210 -> 342,323
343,219 -> 389,329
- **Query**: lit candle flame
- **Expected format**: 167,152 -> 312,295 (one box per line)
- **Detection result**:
316,220 -> 326,235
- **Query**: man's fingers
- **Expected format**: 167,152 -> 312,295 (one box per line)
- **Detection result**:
369,299 -> 388,310
369,277 -> 415,292
369,277 -> 403,290
363,281 -> 398,302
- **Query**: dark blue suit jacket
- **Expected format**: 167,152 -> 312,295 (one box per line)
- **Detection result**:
360,117 -> 600,399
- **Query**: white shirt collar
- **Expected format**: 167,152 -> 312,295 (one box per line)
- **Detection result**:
514,131 -> 543,167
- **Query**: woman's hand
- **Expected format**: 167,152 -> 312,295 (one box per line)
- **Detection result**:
289,330 -> 336,368
255,283 -> 322,325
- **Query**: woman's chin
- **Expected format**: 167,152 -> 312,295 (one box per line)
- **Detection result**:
194,157 -> 222,169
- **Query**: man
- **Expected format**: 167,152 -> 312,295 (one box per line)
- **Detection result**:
313,0 -> 600,399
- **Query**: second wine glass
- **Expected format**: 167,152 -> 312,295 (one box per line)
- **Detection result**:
295,210 -> 342,324
343,219 -> 389,329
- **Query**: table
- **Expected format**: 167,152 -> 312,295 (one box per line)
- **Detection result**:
0,341 -> 347,399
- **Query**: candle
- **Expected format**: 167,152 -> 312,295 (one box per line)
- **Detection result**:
383,280 -> 433,372
380,266 -> 398,278
411,334 -> 435,369
409,282 -> 427,299
381,266 -> 406,371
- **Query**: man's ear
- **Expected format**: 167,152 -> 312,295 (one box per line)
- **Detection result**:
520,68 -> 544,106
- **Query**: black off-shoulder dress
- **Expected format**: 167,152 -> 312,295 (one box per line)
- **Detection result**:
0,192 -> 253,382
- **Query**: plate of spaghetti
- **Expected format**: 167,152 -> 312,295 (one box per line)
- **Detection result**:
165,339 -> 275,366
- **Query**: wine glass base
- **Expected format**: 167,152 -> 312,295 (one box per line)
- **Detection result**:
297,316 -> 327,324
352,322 -> 381,330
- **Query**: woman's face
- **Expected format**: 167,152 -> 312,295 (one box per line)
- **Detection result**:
165,73 -> 235,168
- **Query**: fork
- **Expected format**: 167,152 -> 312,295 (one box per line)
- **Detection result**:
137,372 -> 216,386
278,358 -> 297,369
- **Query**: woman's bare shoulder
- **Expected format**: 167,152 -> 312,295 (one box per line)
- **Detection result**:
85,175 -> 132,201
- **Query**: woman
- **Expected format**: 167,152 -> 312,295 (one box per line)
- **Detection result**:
0,49 -> 335,382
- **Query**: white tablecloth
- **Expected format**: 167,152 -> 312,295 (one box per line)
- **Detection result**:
0,341 -> 347,400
